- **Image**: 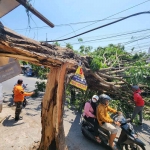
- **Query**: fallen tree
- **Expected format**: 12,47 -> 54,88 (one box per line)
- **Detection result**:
0,22 -> 150,149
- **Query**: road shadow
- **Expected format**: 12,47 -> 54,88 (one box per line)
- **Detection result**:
133,122 -> 150,136
2,115 -> 24,127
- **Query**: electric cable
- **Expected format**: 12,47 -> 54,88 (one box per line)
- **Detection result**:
53,0 -> 150,40
41,11 -> 150,43
60,29 -> 150,46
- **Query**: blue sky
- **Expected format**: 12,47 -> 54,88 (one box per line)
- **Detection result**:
1,0 -> 150,53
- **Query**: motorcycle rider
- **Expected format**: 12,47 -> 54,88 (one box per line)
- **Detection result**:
13,79 -> 34,121
131,85 -> 145,125
83,95 -> 101,143
97,94 -> 121,150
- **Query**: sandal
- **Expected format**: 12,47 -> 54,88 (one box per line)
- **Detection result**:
95,136 -> 101,143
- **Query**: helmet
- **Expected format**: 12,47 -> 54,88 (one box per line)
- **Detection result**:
99,94 -> 111,104
132,85 -> 139,91
92,95 -> 99,103
17,79 -> 23,85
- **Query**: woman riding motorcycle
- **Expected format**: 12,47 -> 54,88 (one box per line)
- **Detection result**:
83,95 -> 101,143
96,94 -> 121,150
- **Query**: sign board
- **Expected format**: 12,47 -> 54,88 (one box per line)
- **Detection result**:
0,58 -> 21,83
70,66 -> 87,91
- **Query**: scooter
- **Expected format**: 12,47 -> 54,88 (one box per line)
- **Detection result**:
81,114 -> 146,150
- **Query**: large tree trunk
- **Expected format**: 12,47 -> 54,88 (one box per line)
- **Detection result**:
39,63 -> 68,150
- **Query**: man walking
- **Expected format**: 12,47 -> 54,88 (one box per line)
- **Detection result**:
131,85 -> 145,125
13,79 -> 34,121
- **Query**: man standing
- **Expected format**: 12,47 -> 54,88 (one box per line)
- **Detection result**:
13,79 -> 34,121
131,85 -> 145,125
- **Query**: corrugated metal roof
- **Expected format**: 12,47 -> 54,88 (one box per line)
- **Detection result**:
0,0 -> 20,18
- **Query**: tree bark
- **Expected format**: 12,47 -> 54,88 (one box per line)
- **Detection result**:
39,63 -> 68,150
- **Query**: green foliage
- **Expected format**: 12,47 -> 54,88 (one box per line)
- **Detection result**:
29,63 -> 49,80
109,100 -> 133,117
20,61 -> 49,80
32,81 -> 46,97
66,43 -> 73,50
125,53 -> 150,86
20,61 -> 28,65
79,45 -> 93,54
54,42 -> 60,46
78,38 -> 83,42
66,85 -> 97,111
35,81 -> 46,92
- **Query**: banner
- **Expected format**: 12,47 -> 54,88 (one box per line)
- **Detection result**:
70,66 -> 87,91
0,58 -> 21,83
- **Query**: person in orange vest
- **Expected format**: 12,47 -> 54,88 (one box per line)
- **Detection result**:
13,79 -> 34,121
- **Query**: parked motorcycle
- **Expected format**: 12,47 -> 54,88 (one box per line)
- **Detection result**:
81,113 -> 146,150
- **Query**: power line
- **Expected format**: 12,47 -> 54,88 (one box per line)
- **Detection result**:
125,41 -> 150,48
13,17 -> 126,31
124,35 -> 150,45
126,44 -> 150,50
41,11 -> 150,43
53,0 -> 150,40
13,0 -> 150,33
77,29 -> 150,40
60,29 -> 150,46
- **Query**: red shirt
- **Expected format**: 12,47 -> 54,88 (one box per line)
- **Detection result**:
133,90 -> 145,106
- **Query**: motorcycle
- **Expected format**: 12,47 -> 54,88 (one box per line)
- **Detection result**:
81,114 -> 146,150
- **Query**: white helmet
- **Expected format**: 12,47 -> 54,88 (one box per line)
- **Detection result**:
92,95 -> 99,103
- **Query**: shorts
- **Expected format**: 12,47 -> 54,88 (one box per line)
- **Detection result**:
101,123 -> 118,134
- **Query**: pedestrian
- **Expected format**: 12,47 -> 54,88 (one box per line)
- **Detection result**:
13,79 -> 34,121
131,85 -> 145,125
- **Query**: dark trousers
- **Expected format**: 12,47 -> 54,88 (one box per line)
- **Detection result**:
131,106 -> 144,123
15,102 -> 23,119
84,116 -> 99,136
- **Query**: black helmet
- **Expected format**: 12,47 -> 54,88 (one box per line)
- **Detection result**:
17,79 -> 23,84
99,94 -> 111,104
132,85 -> 139,91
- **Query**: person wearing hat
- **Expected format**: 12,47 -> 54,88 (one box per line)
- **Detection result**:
131,85 -> 145,125
83,95 -> 101,143
13,79 -> 34,121
96,94 -> 121,150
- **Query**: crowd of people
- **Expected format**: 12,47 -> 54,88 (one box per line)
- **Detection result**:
83,85 -> 145,150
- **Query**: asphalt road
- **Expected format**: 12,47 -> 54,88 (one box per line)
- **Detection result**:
1,74 -> 42,94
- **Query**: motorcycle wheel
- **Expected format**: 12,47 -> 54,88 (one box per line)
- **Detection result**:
124,144 -> 146,150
